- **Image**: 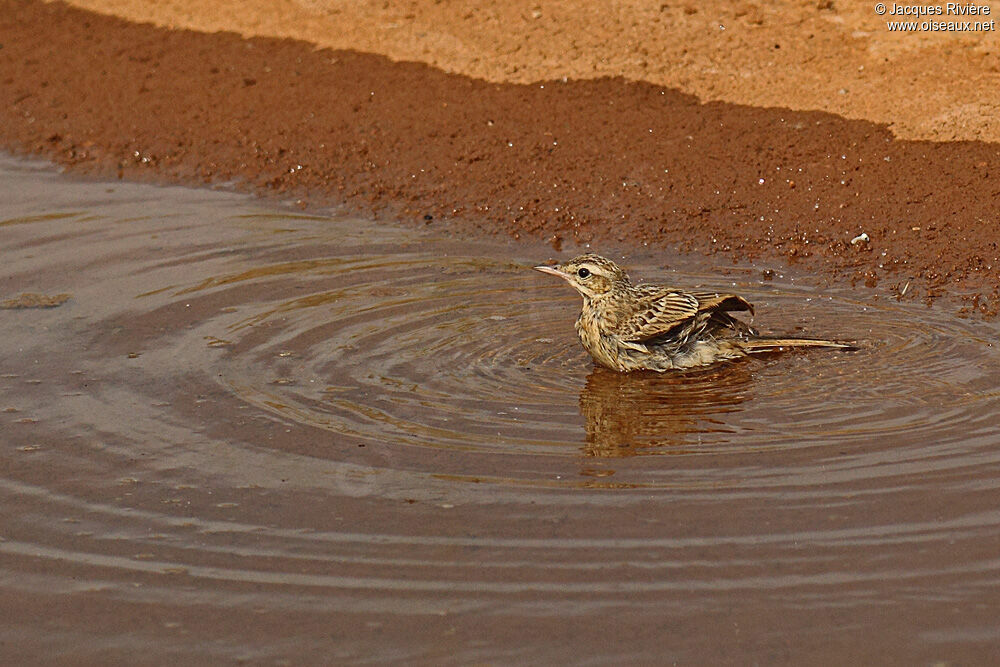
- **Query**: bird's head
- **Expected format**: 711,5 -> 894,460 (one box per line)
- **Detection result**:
533,253 -> 630,300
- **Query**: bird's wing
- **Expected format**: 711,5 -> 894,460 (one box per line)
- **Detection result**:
619,289 -> 755,343
690,291 -> 757,337
616,288 -> 701,343
688,291 -> 754,317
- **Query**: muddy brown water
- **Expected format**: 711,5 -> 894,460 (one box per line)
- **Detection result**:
2,156 -> 1000,663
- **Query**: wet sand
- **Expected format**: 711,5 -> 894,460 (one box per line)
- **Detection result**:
55,0 -> 1000,144
2,0 -> 1000,313
4,157 -> 1000,663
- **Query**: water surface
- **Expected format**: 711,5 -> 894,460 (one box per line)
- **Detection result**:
2,157 -> 999,663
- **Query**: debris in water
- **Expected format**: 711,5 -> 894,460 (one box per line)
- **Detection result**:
1,292 -> 71,309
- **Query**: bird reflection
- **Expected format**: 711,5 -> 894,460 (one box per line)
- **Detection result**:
578,363 -> 754,458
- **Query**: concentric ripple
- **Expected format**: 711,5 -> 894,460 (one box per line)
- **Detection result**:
3,156 -> 1000,661
142,222 -> 1000,492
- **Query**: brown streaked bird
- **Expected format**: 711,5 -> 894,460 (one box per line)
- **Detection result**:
534,253 -> 852,372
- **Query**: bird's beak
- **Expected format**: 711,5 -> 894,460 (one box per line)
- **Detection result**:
533,264 -> 568,280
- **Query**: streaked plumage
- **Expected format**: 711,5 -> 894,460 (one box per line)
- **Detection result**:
534,253 -> 851,372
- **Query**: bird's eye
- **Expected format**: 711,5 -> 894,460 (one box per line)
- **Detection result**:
577,268 -> 591,279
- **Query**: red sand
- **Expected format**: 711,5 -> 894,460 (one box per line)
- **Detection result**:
58,0 -> 1000,144
2,0 -> 1000,315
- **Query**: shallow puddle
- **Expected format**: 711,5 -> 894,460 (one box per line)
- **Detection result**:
2,156 -> 999,661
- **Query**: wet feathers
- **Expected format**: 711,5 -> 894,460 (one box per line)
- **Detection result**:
534,253 -> 851,372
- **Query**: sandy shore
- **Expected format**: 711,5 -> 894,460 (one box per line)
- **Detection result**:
2,0 -> 999,313
59,0 -> 1000,143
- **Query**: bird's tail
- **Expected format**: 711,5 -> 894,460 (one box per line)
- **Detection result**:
736,337 -> 855,354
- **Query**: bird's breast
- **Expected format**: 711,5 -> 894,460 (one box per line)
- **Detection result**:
576,308 -> 629,371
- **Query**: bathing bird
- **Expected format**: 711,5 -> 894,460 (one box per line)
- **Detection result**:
534,253 -> 851,372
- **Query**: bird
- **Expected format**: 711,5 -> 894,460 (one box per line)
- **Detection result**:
534,253 -> 852,372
